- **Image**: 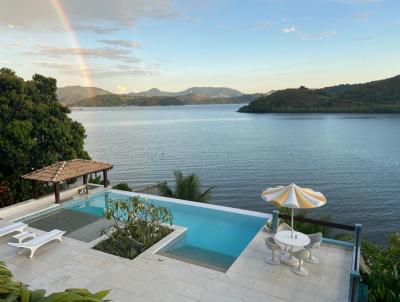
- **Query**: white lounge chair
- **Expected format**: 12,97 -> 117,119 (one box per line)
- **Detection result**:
8,229 -> 65,258
0,222 -> 27,238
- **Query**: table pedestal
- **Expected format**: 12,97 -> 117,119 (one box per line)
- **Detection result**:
280,251 -> 299,267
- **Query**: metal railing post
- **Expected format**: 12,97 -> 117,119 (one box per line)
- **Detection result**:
349,223 -> 362,302
272,210 -> 279,233
354,223 -> 362,271
349,271 -> 360,302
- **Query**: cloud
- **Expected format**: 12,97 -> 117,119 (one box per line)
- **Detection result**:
98,39 -> 141,48
352,11 -> 371,21
339,0 -> 380,3
0,0 -> 179,33
299,31 -> 337,41
32,60 -> 156,78
242,20 -> 273,31
116,85 -> 128,93
282,27 -> 296,33
27,45 -> 140,64
8,23 -> 22,29
352,36 -> 373,41
74,24 -> 122,34
32,61 -> 76,70
0,60 -> 9,64
216,24 -> 233,30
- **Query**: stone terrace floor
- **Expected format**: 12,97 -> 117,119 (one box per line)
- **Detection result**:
0,223 -> 352,302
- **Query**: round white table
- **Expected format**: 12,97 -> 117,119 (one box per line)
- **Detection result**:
275,230 -> 310,266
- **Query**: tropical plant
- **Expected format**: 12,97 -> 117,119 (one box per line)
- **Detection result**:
157,170 -> 216,203
0,260 -> 110,301
88,175 -> 109,186
94,197 -> 173,259
112,183 -> 132,192
0,68 -> 89,205
361,233 -> 400,302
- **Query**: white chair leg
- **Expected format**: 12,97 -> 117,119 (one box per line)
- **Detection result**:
304,249 -> 319,264
291,259 -> 309,276
266,249 -> 281,265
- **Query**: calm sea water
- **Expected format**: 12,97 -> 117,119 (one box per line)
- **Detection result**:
70,104 -> 400,243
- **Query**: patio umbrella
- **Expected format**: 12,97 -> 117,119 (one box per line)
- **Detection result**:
261,183 -> 326,238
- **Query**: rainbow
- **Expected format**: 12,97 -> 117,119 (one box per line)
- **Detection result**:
51,0 -> 96,98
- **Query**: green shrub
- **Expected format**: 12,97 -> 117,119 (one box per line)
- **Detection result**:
94,196 -> 173,259
361,233 -> 400,302
112,183 -> 132,192
157,170 -> 216,203
89,175 -> 109,186
0,260 -> 110,301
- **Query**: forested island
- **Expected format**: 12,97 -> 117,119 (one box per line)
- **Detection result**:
239,75 -> 400,113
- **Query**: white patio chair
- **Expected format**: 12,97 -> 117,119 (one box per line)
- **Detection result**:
291,248 -> 311,276
277,222 -> 292,253
8,229 -> 65,258
264,236 -> 282,265
0,222 -> 27,238
304,232 -> 322,264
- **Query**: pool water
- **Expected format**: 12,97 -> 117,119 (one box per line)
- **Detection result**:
38,190 -> 268,271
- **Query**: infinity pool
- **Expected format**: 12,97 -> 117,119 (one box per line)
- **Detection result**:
25,190 -> 269,271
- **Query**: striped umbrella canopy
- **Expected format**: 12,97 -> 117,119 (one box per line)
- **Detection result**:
261,183 -> 326,237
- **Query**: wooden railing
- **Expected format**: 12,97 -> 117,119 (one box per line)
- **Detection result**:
271,210 -> 362,302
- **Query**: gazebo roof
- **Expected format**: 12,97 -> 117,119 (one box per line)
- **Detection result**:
22,159 -> 112,183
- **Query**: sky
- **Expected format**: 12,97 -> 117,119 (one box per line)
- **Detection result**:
0,0 -> 399,94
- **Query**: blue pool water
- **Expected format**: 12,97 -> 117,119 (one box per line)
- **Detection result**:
65,190 -> 267,269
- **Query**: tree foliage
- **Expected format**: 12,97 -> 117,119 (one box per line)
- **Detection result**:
0,69 -> 89,204
239,75 -> 400,113
0,260 -> 110,301
112,183 -> 132,192
361,233 -> 400,302
157,170 -> 216,203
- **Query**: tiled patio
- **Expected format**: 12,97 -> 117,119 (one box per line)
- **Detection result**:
0,221 -> 351,302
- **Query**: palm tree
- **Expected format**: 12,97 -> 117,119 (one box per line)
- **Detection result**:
157,170 -> 216,203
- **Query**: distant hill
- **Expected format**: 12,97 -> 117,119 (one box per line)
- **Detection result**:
239,75 -> 400,113
58,85 -> 250,107
57,86 -> 111,105
74,94 -> 185,107
73,92 -> 257,107
131,87 -> 243,98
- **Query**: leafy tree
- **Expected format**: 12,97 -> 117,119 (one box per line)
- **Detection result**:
0,69 -> 89,204
157,170 -> 216,203
112,183 -> 132,191
361,233 -> 400,302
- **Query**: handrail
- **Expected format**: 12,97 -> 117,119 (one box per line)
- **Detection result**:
277,213 -> 356,231
272,210 -> 362,302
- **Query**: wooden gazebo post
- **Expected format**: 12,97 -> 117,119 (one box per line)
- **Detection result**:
103,169 -> 108,188
53,182 -> 60,203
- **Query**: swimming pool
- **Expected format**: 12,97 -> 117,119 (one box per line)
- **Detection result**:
23,190 -> 269,271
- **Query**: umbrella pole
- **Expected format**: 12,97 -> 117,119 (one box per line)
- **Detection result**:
291,208 -> 294,238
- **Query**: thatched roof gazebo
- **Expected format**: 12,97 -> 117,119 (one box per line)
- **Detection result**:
22,159 -> 113,203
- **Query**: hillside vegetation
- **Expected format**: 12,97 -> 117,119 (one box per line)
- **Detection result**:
70,92 -> 260,107
239,75 -> 400,113
57,85 -> 111,105
74,94 -> 185,107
